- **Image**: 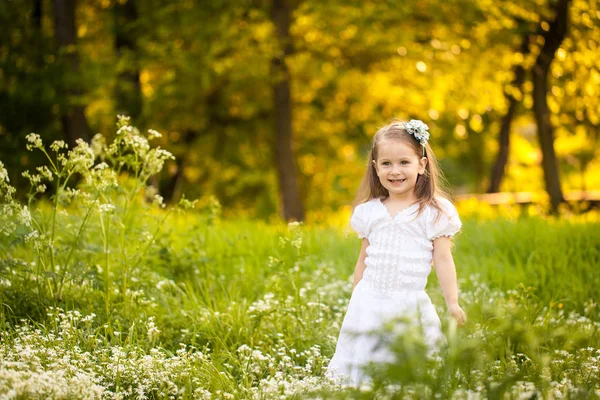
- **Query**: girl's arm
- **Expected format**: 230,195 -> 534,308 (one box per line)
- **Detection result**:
352,238 -> 369,293
432,236 -> 467,325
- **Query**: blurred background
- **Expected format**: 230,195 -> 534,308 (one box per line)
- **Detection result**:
1,0 -> 598,221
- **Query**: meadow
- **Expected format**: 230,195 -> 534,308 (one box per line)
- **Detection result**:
1,120 -> 599,399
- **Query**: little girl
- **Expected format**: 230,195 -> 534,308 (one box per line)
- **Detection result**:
326,119 -> 467,388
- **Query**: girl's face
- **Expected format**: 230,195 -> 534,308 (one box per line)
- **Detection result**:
372,139 -> 427,200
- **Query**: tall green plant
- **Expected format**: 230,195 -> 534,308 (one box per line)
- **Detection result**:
0,115 -> 197,320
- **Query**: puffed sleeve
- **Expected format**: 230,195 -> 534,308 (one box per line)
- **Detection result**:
425,197 -> 462,241
349,203 -> 369,239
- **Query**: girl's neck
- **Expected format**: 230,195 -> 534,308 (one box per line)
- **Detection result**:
384,192 -> 418,205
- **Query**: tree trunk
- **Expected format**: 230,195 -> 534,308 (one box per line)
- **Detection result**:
34,0 -> 42,30
488,32 -> 530,193
53,0 -> 91,147
114,0 -> 142,121
271,0 -> 304,221
532,0 -> 569,212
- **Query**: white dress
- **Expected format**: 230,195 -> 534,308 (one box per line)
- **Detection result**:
326,196 -> 462,388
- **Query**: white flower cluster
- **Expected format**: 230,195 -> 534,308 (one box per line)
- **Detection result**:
0,310 -> 215,399
50,140 -> 68,152
402,119 -> 430,146
0,162 -> 34,236
60,138 -> 95,175
236,339 -> 339,398
147,129 -> 162,140
25,133 -> 43,150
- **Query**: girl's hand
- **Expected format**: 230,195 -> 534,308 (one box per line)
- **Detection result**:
447,303 -> 467,326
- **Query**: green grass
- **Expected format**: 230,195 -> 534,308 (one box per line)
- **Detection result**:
1,210 -> 599,399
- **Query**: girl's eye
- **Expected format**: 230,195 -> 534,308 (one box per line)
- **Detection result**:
382,162 -> 391,166
401,161 -> 409,165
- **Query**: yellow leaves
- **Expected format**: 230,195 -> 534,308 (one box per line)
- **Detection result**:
457,108 -> 469,120
339,25 -> 357,40
183,165 -> 202,183
416,61 -> 427,72
430,39 -> 442,49
428,109 -> 440,120
140,70 -> 154,98
454,124 -> 467,139
469,114 -> 483,133
555,125 -> 589,156
304,30 -> 322,44
551,64 -> 563,78
584,84 -> 596,97
78,25 -> 88,38
140,70 -> 151,84
588,109 -> 599,125
556,48 -> 567,61
510,132 -> 540,166
523,94 -> 533,109
581,13 -> 595,29
300,154 -> 317,174
340,145 -> 355,161
253,22 -> 273,42
513,52 -> 524,64
327,47 -> 341,58
507,86 -> 523,101
551,86 -> 563,97
548,97 -> 561,114
565,81 -> 577,96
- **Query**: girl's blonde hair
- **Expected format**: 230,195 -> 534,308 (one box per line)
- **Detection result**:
352,120 -> 452,217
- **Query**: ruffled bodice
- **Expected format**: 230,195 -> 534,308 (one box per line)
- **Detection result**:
349,196 -> 462,294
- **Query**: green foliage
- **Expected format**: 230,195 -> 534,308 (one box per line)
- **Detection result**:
1,128 -> 600,397
2,1 -> 599,218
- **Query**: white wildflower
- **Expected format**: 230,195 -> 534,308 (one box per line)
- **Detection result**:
36,165 -> 54,181
288,221 -> 301,230
16,206 -> 32,226
24,230 -> 39,243
116,114 -> 131,128
90,133 -> 106,156
147,129 -> 162,140
98,203 -> 115,214
50,140 -> 67,152
94,162 -> 109,170
153,194 -> 165,208
25,132 -> 43,150
0,161 -> 9,183
291,236 -> 303,249
22,170 -> 41,184
146,317 -> 161,341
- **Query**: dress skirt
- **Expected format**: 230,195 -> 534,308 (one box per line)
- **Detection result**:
325,279 -> 446,388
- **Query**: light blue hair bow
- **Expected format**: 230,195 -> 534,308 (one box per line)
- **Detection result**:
402,120 -> 430,147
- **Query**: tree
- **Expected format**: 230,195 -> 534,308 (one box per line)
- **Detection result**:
114,0 -> 142,121
533,0 -> 569,211
488,30 -> 532,193
271,0 -> 305,221
52,0 -> 91,146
